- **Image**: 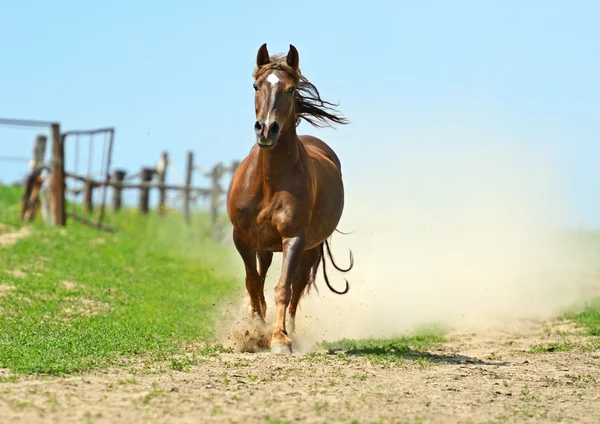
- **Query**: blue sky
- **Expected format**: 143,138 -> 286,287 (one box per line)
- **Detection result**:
1,1 -> 599,227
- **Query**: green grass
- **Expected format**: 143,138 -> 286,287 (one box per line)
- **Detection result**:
530,341 -> 573,353
317,324 -> 449,364
566,299 -> 600,336
0,184 -> 28,228
0,185 -> 243,375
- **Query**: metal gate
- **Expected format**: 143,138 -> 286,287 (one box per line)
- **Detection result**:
61,128 -> 115,231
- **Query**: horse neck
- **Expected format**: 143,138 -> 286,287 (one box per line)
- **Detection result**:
258,124 -> 301,187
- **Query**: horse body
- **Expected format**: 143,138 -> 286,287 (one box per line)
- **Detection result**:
228,134 -> 344,252
226,43 -> 352,354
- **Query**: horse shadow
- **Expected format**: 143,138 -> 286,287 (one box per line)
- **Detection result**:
322,343 -> 508,366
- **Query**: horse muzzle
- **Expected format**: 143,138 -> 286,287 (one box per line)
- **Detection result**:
254,120 -> 280,149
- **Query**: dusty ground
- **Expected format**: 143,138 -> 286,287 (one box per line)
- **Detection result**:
1,318 -> 599,424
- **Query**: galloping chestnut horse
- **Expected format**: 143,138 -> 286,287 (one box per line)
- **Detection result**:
226,43 -> 353,354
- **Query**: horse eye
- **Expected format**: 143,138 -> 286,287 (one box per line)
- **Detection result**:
288,86 -> 296,93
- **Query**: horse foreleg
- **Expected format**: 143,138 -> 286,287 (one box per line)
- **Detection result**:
257,250 -> 273,318
233,231 -> 265,320
271,234 -> 306,354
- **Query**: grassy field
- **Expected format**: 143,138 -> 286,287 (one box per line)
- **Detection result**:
1,183 -> 599,380
1,185 -> 600,423
0,185 -> 242,375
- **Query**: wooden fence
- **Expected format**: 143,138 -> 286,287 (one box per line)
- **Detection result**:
15,124 -> 239,235
64,150 -> 239,231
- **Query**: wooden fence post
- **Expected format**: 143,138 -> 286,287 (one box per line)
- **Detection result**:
183,151 -> 194,224
138,167 -> 154,214
157,151 -> 169,215
31,134 -> 48,170
83,180 -> 95,214
51,124 -> 66,227
111,170 -> 126,212
20,134 -> 48,222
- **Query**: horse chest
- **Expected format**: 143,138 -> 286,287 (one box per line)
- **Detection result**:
255,203 -> 286,244
232,201 -> 278,247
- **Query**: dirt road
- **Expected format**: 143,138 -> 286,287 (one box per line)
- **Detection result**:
1,318 -> 599,424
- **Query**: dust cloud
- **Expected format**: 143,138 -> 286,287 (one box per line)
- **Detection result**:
219,122 -> 597,352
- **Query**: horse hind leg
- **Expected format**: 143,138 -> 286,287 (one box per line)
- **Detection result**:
287,246 -> 321,336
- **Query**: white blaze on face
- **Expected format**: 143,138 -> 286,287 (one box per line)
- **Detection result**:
264,72 -> 281,129
266,73 -> 280,85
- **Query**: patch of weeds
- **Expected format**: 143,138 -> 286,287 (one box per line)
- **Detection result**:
513,407 -> 535,419
563,299 -> 600,336
197,343 -> 233,357
234,359 -> 250,368
170,355 -> 201,372
247,374 -> 259,382
0,375 -> 19,383
531,341 -> 573,353
520,385 -> 537,402
12,400 -> 34,410
512,404 -> 548,421
117,378 -> 137,385
317,324 -> 448,365
210,404 -> 223,415
414,356 -> 436,369
579,338 -> 600,352
485,352 -> 503,361
491,414 -> 509,424
140,389 -> 165,405
543,375 -> 560,387
83,411 -> 103,422
45,392 -> 60,410
334,352 -> 351,363
565,373 -> 596,387
264,417 -> 291,424
314,401 -> 329,415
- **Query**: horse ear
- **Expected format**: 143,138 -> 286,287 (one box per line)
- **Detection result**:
256,43 -> 270,67
286,44 -> 299,72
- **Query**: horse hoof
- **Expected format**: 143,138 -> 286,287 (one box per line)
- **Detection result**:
271,342 -> 293,355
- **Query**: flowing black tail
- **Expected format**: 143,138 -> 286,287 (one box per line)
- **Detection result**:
318,236 -> 354,295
